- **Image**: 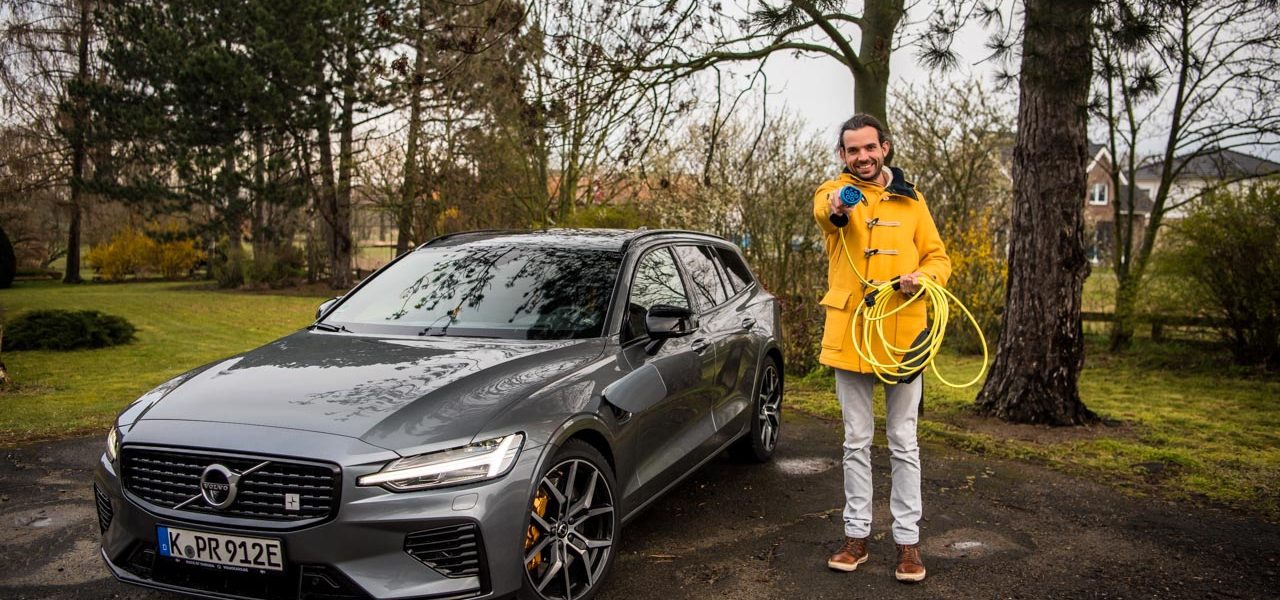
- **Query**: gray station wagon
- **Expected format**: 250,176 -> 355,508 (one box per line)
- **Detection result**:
95,228 -> 784,600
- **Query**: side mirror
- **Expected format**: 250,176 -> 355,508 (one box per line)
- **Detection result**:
316,296 -> 341,320
645,304 -> 696,340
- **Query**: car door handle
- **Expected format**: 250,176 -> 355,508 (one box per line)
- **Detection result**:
691,338 -> 711,354
740,317 -> 756,331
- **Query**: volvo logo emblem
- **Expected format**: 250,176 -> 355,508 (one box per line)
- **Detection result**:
199,464 -> 240,509
172,460 -> 272,512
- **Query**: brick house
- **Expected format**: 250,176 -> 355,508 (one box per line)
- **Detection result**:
1084,143 -> 1152,263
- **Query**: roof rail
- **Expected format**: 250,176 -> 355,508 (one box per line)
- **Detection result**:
619,229 -> 729,253
414,229 -> 523,250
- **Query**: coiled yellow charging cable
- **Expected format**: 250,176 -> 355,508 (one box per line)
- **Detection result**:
837,228 -> 989,387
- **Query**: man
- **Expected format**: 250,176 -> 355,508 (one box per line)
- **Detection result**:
812,113 -> 950,583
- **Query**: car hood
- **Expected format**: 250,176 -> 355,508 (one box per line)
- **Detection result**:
136,330 -> 605,452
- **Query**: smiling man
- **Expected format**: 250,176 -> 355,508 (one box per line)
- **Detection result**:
811,113 -> 951,583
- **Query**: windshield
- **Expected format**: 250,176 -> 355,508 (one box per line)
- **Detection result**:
324,244 -> 621,340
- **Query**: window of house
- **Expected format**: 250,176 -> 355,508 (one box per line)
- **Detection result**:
1090,182 -> 1108,205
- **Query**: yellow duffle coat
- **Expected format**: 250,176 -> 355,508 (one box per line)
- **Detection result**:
811,168 -> 951,374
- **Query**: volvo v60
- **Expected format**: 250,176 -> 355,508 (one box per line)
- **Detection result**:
95,229 -> 783,600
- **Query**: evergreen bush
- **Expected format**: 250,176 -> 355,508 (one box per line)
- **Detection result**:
5,309 -> 137,351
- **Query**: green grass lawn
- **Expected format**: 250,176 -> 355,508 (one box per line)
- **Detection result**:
788,339 -> 1280,516
0,280 -> 329,445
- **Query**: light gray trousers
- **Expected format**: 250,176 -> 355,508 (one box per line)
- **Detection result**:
835,369 -> 922,545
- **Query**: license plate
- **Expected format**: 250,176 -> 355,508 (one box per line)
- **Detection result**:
157,526 -> 285,572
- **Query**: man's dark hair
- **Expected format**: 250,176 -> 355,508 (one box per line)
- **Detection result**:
836,113 -> 890,151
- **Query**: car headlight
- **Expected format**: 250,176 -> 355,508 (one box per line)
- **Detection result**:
358,433 -> 524,491
106,426 -> 121,462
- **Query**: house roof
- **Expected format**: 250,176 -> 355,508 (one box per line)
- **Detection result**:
1135,148 -> 1280,180
1116,185 -> 1153,214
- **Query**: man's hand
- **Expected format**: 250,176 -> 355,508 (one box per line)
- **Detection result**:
899,271 -> 926,296
828,192 -> 849,217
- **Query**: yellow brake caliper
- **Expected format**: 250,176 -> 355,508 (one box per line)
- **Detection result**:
525,488 -> 549,571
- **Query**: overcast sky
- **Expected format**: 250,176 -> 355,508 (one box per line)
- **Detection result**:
755,7 -> 1277,163
759,10 -> 1011,139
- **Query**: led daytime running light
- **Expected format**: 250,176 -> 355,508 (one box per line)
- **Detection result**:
106,426 -> 121,462
358,433 -> 523,489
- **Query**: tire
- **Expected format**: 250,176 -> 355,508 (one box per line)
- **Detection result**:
731,356 -> 783,463
518,440 -> 619,600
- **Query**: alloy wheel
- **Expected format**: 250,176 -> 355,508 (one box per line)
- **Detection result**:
524,458 -> 615,600
758,363 -> 781,453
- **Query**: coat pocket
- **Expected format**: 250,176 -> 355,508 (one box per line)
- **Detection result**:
819,289 -> 853,350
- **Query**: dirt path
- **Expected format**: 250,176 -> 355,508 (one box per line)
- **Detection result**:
1,412 -> 1276,599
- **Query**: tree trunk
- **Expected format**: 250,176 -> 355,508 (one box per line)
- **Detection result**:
856,0 -> 903,125
329,43 -> 357,290
251,132 -> 269,259
975,0 -> 1098,425
62,0 -> 91,285
397,0 -> 427,256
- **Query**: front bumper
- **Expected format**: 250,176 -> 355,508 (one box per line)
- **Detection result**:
95,422 -> 545,600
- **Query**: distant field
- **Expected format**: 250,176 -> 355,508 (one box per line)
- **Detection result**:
788,339 -> 1280,516
0,280 -> 328,445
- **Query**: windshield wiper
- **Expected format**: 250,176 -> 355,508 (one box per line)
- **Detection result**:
311,322 -> 351,333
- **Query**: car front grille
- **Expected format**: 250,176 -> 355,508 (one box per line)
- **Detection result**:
405,523 -> 484,578
120,447 -> 339,522
94,483 -> 114,533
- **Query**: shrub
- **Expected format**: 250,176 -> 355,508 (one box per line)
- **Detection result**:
779,292 -> 823,376
85,227 -> 204,281
559,204 -> 651,229
154,239 -> 204,279
1161,181 -> 1280,369
211,246 -> 246,289
5,309 -> 136,351
943,207 -> 1007,353
244,246 -> 305,288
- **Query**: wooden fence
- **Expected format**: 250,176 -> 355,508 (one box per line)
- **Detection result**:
1080,311 -> 1225,341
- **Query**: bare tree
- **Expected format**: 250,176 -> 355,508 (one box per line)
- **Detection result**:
0,0 -> 100,283
889,80 -> 1015,236
1093,0 -> 1280,350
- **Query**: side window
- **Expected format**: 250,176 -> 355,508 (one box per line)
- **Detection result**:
713,246 -> 754,293
624,247 -> 689,341
674,245 -> 729,310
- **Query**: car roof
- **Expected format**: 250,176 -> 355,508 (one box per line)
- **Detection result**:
419,228 -> 732,253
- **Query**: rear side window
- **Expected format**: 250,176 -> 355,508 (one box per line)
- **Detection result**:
674,245 -> 729,309
713,246 -> 754,293
624,247 -> 690,341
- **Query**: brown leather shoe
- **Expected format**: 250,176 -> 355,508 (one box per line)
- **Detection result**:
826,536 -> 869,572
895,543 -> 927,582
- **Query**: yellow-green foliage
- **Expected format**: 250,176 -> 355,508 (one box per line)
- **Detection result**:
86,228 -> 154,280
154,238 -> 204,279
943,208 -> 1007,353
86,226 -> 205,281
